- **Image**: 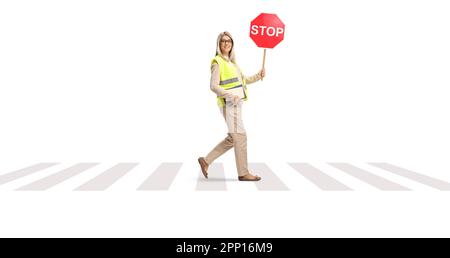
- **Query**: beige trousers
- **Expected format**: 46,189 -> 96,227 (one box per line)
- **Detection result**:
204,99 -> 249,177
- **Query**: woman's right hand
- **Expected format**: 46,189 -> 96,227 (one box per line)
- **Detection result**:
231,95 -> 241,105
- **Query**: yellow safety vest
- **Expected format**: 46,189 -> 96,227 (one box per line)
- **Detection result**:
212,55 -> 248,107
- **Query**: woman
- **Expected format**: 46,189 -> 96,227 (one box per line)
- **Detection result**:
198,31 -> 265,181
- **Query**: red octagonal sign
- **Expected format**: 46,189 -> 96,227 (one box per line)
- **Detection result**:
250,13 -> 285,49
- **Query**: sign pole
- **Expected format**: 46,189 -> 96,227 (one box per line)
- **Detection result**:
261,48 -> 266,81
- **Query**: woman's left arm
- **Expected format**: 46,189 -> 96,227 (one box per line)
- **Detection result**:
242,68 -> 265,85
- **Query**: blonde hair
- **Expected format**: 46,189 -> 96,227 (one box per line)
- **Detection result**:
215,31 -> 236,63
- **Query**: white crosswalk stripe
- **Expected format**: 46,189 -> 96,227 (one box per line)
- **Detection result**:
17,163 -> 98,191
138,163 -> 182,191
289,163 -> 351,191
328,163 -> 410,191
369,163 -> 450,191
0,162 -> 448,191
75,163 -> 138,191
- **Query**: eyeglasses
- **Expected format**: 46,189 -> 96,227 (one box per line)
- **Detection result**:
220,39 -> 232,44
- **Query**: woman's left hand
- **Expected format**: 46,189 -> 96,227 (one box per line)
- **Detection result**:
259,68 -> 265,79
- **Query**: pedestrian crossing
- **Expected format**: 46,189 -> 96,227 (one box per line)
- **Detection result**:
0,162 -> 449,191
328,163 -> 410,191
289,163 -> 352,191
75,163 -> 138,191
138,163 -> 182,191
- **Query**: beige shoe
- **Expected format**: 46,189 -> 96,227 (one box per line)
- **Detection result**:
238,174 -> 261,181
198,157 -> 209,179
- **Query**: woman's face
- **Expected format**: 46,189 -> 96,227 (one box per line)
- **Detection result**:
220,35 -> 233,56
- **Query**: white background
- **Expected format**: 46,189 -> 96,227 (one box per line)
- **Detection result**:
1,0 -> 450,237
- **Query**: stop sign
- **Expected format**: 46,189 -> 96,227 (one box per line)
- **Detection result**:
250,13 -> 285,49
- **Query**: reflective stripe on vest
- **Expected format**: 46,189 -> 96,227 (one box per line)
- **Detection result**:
219,77 -> 239,85
212,55 -> 248,107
